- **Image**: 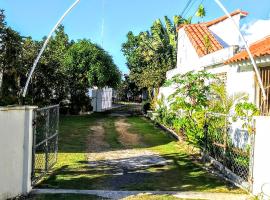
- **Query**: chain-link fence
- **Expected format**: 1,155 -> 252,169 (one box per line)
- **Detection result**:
32,105 -> 59,185
204,112 -> 254,183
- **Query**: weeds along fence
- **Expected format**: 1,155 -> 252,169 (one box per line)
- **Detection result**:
165,110 -> 254,190
203,112 -> 254,189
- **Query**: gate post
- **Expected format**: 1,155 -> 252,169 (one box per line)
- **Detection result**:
252,116 -> 270,195
0,106 -> 37,200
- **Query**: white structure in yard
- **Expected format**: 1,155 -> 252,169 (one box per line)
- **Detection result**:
90,87 -> 113,112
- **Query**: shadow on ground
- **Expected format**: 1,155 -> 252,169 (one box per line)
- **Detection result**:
35,111 -> 243,194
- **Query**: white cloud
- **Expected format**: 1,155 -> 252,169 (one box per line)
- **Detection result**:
241,19 -> 270,44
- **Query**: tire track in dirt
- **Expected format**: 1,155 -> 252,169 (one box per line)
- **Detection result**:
87,120 -> 110,153
115,118 -> 142,147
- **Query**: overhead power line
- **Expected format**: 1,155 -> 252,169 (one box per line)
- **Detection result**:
180,0 -> 194,17
183,0 -> 198,18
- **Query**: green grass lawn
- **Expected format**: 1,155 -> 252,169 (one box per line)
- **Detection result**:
36,113 -> 244,194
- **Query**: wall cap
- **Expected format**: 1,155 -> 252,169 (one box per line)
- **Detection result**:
0,106 -> 38,111
253,116 -> 270,120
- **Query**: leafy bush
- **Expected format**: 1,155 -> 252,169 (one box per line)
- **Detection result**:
157,71 -> 259,148
161,71 -> 215,147
233,102 -> 259,133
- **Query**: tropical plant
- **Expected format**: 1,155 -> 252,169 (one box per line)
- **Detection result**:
233,102 -> 259,133
164,71 -> 215,147
122,15 -> 190,101
209,82 -> 246,114
196,4 -> 206,20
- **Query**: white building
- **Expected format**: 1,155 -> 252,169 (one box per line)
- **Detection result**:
226,36 -> 270,115
160,9 -> 270,114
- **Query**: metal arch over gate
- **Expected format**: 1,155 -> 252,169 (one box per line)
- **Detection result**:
31,105 -> 60,185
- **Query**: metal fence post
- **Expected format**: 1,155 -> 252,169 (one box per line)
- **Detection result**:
223,117 -> 228,168
55,106 -> 59,164
248,119 -> 256,191
45,109 -> 50,171
203,113 -> 209,162
31,109 -> 37,182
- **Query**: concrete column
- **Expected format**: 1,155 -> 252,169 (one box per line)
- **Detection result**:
252,116 -> 270,195
0,106 -> 37,200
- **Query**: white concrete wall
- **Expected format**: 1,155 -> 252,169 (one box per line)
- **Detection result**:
0,106 -> 36,200
206,64 -> 256,103
252,116 -> 270,195
92,88 -> 113,112
227,68 -> 255,103
158,85 -> 176,106
199,47 -> 235,68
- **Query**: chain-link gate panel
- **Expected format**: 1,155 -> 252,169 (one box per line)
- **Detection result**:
32,105 -> 59,185
205,113 -> 254,185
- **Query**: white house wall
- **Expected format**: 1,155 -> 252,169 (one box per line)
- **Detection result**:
207,64 -> 255,103
176,29 -> 200,72
169,30 -> 236,79
158,85 -> 176,106
208,15 -> 241,47
199,47 -> 235,68
227,67 -> 255,103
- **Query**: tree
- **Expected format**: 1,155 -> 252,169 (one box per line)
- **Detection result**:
0,27 -> 23,105
22,26 -> 71,106
117,74 -> 141,101
40,25 -> 70,104
0,9 -> 6,101
64,39 -> 121,113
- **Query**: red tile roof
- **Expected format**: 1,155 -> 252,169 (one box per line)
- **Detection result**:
176,9 -> 248,57
177,9 -> 248,32
225,36 -> 270,64
184,24 -> 223,57
204,9 -> 248,27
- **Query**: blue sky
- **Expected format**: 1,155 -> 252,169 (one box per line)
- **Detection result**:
0,0 -> 269,74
